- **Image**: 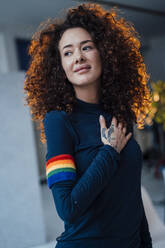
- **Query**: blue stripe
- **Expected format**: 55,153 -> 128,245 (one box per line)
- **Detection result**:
47,171 -> 76,188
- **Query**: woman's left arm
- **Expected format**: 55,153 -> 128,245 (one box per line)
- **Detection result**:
140,200 -> 153,248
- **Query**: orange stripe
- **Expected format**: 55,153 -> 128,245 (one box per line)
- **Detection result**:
46,154 -> 74,167
46,159 -> 76,170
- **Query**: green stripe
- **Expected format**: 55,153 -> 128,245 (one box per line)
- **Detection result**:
47,167 -> 76,178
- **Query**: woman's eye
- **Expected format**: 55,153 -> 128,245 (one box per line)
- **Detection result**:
83,45 -> 92,51
64,51 -> 72,56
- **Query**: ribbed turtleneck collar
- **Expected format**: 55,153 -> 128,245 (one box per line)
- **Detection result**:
74,97 -> 102,113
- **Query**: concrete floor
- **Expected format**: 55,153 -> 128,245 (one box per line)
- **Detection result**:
32,164 -> 165,248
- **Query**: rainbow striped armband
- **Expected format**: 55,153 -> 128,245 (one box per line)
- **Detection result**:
46,154 -> 77,188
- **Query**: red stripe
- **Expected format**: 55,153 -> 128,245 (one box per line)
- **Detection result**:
46,154 -> 74,167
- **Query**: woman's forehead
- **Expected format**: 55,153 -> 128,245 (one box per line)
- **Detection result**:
58,27 -> 93,50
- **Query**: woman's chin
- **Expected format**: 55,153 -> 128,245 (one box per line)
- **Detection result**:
72,80 -> 96,87
70,76 -> 100,87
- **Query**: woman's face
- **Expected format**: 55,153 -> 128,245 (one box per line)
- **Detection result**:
58,27 -> 102,90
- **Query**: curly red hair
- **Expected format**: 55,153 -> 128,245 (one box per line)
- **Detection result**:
24,3 -> 152,144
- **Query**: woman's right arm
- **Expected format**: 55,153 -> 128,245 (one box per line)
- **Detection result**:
43,111 -> 129,224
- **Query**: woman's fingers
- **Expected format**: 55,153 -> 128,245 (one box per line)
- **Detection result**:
111,116 -> 117,128
99,115 -> 107,141
122,126 -> 126,134
117,125 -> 126,139
99,115 -> 132,153
99,115 -> 107,128
120,131 -> 132,148
125,132 -> 132,142
118,122 -> 123,130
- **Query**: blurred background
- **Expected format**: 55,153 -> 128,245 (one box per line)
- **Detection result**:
0,0 -> 165,247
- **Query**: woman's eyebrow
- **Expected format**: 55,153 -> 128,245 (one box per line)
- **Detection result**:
62,40 -> 93,50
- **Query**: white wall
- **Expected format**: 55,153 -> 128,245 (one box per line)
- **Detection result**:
0,33 -> 9,73
0,25 -> 48,248
0,72 -> 46,248
0,24 -> 37,72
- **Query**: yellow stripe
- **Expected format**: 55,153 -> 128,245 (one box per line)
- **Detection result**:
46,163 -> 76,175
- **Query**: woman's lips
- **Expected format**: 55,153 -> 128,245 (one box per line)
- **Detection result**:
76,67 -> 91,74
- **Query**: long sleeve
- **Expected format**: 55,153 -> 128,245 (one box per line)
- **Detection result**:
140,197 -> 153,248
43,110 -> 120,224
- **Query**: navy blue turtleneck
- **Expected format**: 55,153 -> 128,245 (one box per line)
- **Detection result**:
43,97 -> 152,248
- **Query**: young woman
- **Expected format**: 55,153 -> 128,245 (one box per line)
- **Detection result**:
24,3 -> 152,248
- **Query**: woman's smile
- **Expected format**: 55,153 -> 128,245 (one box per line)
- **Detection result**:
75,67 -> 91,74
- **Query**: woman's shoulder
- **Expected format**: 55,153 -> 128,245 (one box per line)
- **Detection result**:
43,110 -> 68,123
43,109 -> 78,146
43,110 -> 76,135
43,110 -> 71,133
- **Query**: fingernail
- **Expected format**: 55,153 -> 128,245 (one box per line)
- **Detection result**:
99,115 -> 103,120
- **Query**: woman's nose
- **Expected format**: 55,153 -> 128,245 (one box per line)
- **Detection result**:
74,51 -> 86,63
